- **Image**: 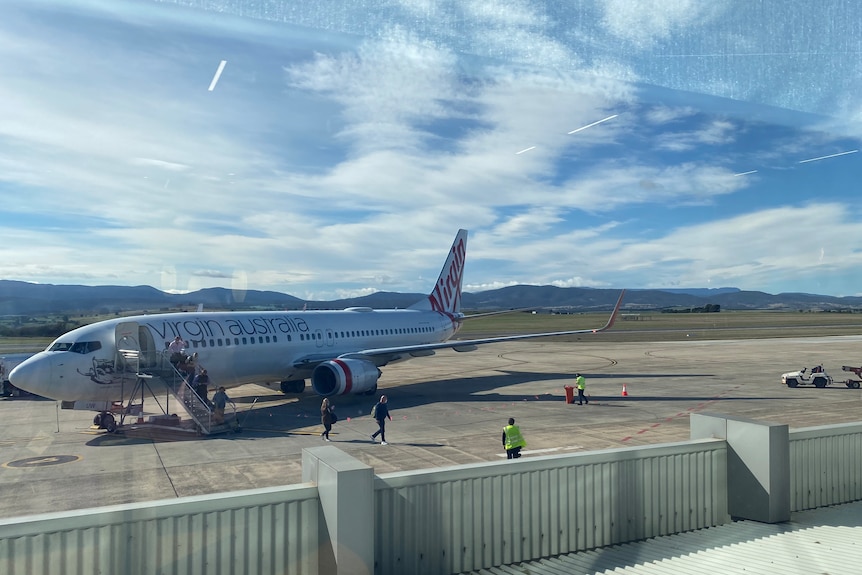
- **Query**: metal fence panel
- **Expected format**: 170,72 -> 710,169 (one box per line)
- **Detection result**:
0,484 -> 320,575
789,423 -> 862,511
374,439 -> 728,575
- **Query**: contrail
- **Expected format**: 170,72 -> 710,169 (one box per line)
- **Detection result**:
568,114 -> 618,135
798,149 -> 858,164
208,60 -> 227,91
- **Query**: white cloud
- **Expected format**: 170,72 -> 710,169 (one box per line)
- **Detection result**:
644,106 -> 698,125
654,119 -> 738,151
599,0 -> 724,49
1,1 -> 860,300
558,162 -> 747,211
286,28 -> 462,155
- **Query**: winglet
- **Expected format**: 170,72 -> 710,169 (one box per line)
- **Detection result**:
410,229 -> 468,313
593,289 -> 626,333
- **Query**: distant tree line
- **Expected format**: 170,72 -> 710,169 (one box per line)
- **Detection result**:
661,304 -> 721,313
0,315 -> 86,338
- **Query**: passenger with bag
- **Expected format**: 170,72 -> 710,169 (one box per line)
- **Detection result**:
321,397 -> 336,441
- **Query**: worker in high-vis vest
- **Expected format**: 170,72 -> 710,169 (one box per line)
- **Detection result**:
576,372 -> 588,405
502,417 -> 527,459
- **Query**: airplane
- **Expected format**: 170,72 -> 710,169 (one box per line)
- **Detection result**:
10,230 -> 624,427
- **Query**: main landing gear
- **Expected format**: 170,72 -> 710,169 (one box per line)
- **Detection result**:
280,379 -> 306,394
93,412 -> 117,433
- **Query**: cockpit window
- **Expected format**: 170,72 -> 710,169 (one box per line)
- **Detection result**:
49,341 -> 102,354
70,341 -> 102,354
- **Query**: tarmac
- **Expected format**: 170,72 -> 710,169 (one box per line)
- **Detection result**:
1,335 -> 861,520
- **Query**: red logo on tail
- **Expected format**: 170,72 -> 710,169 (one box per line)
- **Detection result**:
429,237 -> 466,314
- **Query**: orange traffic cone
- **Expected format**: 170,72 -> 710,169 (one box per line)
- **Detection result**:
621,383 -> 628,397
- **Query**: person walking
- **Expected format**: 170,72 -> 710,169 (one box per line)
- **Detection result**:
502,417 -> 527,459
370,395 -> 392,445
194,368 -> 210,405
212,386 -> 232,424
576,373 -> 588,405
321,398 -> 336,441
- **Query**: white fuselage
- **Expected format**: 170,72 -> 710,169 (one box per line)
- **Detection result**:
10,308 -> 460,402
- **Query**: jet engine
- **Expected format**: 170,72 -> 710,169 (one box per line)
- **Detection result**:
311,359 -> 381,397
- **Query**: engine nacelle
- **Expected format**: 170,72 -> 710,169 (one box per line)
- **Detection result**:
311,359 -> 381,397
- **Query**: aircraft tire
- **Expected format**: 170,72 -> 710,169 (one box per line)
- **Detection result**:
94,413 -> 103,427
103,413 -> 117,433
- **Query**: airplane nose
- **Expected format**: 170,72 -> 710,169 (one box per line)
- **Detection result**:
9,354 -> 52,397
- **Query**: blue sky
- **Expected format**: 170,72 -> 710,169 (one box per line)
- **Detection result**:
1,0 -> 861,299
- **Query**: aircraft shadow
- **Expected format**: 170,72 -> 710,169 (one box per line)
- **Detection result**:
225,369 -> 747,436
86,368 -> 814,443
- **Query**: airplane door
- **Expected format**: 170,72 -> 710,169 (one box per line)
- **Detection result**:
115,322 -> 141,373
136,325 -> 157,368
325,328 -> 335,348
314,329 -> 324,348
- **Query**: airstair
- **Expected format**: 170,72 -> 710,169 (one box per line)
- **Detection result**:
110,349 -> 237,436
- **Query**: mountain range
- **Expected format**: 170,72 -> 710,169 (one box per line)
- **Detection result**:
1,280 -> 861,316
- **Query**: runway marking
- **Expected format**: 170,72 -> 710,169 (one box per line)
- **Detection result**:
621,385 -> 742,442
4,455 -> 81,468
208,60 -> 227,91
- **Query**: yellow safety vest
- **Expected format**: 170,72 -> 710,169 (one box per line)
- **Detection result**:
577,375 -> 586,390
503,425 -> 526,450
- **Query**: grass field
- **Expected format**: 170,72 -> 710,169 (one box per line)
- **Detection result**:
1,310 -> 861,354
455,310 -> 862,343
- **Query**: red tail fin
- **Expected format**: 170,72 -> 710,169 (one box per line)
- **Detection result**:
410,229 -> 468,313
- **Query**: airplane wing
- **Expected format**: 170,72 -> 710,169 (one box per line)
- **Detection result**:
335,289 -> 626,364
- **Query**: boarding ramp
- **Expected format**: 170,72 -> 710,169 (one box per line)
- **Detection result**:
114,348 -> 236,435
